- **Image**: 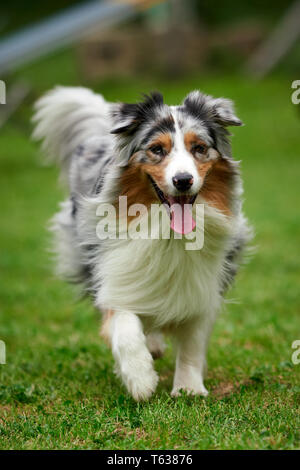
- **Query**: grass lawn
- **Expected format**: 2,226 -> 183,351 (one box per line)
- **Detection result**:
0,51 -> 299,449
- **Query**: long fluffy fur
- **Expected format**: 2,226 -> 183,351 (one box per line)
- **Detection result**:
33,87 -> 252,401
32,86 -> 110,182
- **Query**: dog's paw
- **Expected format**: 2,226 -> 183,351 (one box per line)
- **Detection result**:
146,332 -> 166,360
117,348 -> 159,401
171,384 -> 209,398
124,364 -> 159,401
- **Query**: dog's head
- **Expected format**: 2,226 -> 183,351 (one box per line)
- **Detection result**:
111,91 -> 243,234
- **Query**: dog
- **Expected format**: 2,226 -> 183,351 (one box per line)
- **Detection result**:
33,87 -> 252,401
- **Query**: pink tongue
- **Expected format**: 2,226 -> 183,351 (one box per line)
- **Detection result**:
169,198 -> 196,235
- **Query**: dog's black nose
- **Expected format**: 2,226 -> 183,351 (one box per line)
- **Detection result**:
172,173 -> 194,192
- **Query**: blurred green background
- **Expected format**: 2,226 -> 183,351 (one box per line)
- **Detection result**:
0,0 -> 299,450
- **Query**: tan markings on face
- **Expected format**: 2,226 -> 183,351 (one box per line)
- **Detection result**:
184,131 -> 207,154
141,156 -> 170,192
183,132 -> 233,215
117,133 -> 173,223
200,158 -> 234,216
146,133 -> 173,161
118,161 -> 156,220
196,160 -> 214,179
117,148 -> 171,223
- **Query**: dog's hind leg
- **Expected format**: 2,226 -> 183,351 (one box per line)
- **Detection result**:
109,311 -> 158,401
146,331 -> 166,359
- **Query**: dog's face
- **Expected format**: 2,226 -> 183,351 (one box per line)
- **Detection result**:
111,91 -> 242,233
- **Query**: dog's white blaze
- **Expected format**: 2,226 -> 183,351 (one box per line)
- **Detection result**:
164,114 -> 202,195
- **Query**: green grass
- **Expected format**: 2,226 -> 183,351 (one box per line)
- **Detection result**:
0,51 -> 299,449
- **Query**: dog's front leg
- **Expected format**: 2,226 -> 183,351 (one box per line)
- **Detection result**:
111,310 -> 158,401
171,315 -> 214,397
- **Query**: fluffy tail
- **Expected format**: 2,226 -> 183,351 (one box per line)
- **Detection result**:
32,86 -> 110,180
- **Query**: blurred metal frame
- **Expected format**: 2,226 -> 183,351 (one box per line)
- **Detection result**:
0,0 -> 164,75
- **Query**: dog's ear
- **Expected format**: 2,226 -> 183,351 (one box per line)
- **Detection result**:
111,92 -> 164,136
207,96 -> 243,127
183,91 -> 243,127
111,103 -> 141,136
183,91 -> 243,157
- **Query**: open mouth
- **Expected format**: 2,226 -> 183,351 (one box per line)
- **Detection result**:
149,176 -> 197,235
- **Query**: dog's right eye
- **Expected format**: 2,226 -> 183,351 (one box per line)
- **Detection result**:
149,145 -> 165,157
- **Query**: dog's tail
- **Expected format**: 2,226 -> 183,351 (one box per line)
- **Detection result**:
32,86 -> 110,181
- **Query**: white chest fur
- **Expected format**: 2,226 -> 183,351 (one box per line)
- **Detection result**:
94,204 -> 234,327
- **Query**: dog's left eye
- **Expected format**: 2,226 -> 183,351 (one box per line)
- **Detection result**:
149,145 -> 165,156
192,144 -> 207,155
